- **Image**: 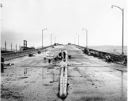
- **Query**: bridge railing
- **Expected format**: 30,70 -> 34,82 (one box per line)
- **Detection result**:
72,44 -> 127,66
1,49 -> 36,61
1,44 -> 63,61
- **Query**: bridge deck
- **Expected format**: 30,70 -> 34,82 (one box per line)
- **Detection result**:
1,45 -> 127,101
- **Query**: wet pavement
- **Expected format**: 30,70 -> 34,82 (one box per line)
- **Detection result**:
1,45 -> 127,101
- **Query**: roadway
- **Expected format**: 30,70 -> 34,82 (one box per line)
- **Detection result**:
1,45 -> 127,101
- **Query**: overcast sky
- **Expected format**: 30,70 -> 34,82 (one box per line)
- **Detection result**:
0,0 -> 127,50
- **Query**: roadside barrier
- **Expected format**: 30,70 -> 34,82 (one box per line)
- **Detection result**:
72,44 -> 127,66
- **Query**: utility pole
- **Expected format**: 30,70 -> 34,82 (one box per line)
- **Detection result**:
111,5 -> 124,55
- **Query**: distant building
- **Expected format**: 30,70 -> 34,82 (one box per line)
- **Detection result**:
20,40 -> 35,51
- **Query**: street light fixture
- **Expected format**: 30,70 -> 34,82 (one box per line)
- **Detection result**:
82,28 -> 88,48
111,5 -> 124,55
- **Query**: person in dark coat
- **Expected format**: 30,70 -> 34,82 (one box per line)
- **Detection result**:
63,51 -> 66,60
1,57 -> 4,73
58,51 -> 63,60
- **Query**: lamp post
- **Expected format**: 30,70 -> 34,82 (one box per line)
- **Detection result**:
74,36 -> 76,44
78,34 -> 79,45
51,33 -> 52,45
82,28 -> 88,48
5,41 -> 6,51
11,43 -> 12,51
54,36 -> 56,44
16,44 -> 17,52
77,33 -> 79,45
1,3 -> 3,50
111,5 -> 124,55
42,27 -> 47,48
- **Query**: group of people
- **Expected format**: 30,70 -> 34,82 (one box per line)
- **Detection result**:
58,50 -> 67,61
58,50 -> 69,100
53,50 -> 67,63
